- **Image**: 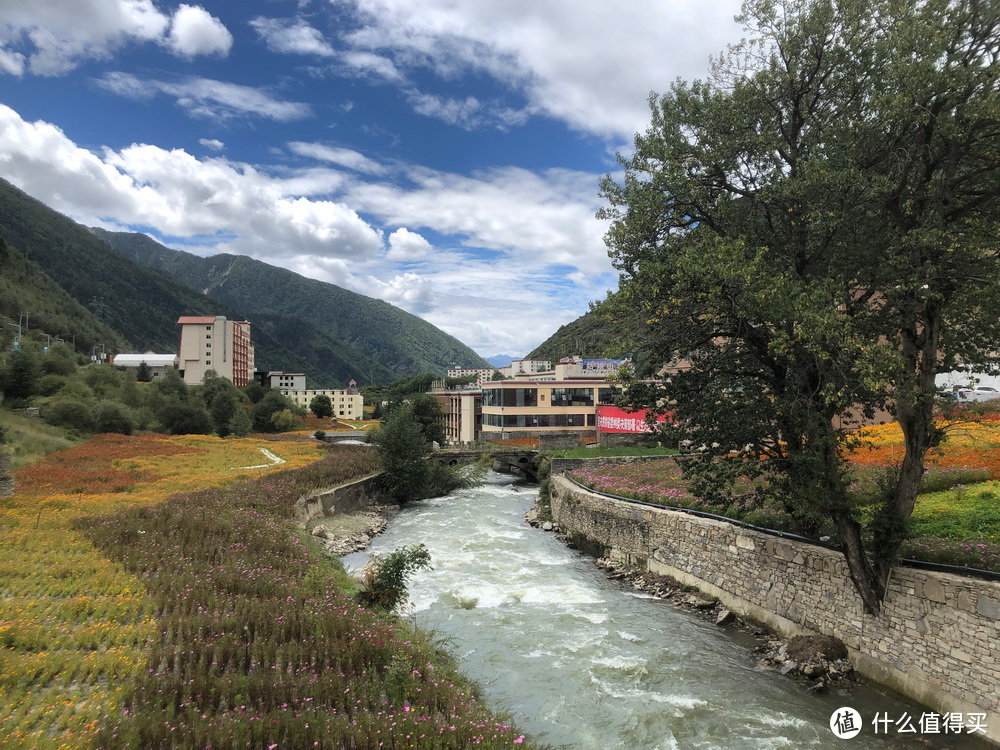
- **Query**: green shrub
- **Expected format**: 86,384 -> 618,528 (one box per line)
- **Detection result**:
357,544 -> 432,611
41,399 -> 95,432
92,400 -> 135,435
270,408 -> 298,432
36,374 -> 67,397
158,402 -> 213,435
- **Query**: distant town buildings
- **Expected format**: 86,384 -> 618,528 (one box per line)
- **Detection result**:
446,367 -> 499,385
177,316 -> 255,387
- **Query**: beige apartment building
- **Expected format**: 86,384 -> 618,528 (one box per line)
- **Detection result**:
446,367 -> 498,385
177,316 -> 254,387
281,388 -> 364,419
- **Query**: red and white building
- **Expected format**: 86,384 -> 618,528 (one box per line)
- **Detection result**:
177,315 -> 255,387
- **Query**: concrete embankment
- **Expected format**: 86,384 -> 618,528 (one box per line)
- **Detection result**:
550,473 -> 1000,745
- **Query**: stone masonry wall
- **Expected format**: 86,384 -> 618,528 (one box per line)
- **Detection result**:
551,474 -> 1000,744
293,472 -> 384,526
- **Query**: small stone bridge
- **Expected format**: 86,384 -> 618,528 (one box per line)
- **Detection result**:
433,449 -> 539,482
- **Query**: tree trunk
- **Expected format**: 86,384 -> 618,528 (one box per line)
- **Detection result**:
835,511 -> 885,614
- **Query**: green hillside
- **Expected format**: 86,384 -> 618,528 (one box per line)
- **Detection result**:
96,229 -> 490,376
0,238 -> 129,353
528,297 -> 630,362
0,178 -> 377,386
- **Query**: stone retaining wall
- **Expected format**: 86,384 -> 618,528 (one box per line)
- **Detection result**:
293,472 -> 384,526
551,474 -> 1000,744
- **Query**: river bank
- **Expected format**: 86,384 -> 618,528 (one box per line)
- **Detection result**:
347,473 -> 983,749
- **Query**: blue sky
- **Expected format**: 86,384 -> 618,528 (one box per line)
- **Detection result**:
0,0 -> 743,357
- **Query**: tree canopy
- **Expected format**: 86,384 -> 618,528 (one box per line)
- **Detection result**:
601,0 -> 999,613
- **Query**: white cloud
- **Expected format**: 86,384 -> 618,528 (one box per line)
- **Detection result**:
0,1 -> 232,75
250,16 -> 335,57
404,91 -> 530,130
288,141 -> 386,175
96,72 -> 312,122
199,138 -> 225,151
367,272 -> 436,314
345,164 -> 611,274
166,4 -> 232,58
0,103 -> 382,260
386,227 -> 431,260
0,47 -> 26,76
332,0 -> 743,138
339,50 -> 403,82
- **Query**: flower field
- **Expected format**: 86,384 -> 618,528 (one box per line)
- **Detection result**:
570,418 -> 1000,573
2,432 -> 528,748
0,433 -> 320,748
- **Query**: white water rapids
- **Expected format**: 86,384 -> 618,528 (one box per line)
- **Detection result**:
344,473 -> 986,749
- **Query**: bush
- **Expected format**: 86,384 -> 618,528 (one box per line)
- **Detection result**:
92,400 -> 135,435
158,402 -> 213,435
41,399 -> 95,432
36,374 -> 67,397
357,544 -> 432,611
270,408 -> 298,432
253,391 -> 296,432
228,406 -> 253,437
314,430 -> 327,440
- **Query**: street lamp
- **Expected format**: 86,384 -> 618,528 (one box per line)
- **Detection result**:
6,322 -> 21,350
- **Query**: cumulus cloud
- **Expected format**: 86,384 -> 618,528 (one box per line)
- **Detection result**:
250,16 -> 335,57
287,141 -> 386,175
0,1 -> 232,75
333,0 -> 742,138
367,272 -> 436,314
345,164 -> 611,274
166,4 -> 232,58
386,228 -> 432,260
96,72 -> 312,122
0,103 -> 382,259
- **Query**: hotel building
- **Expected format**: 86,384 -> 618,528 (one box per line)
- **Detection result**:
177,316 -> 254,387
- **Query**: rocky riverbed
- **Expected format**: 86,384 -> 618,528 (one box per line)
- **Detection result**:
307,504 -> 399,556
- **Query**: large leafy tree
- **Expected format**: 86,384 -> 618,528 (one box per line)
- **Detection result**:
601,0 -> 999,613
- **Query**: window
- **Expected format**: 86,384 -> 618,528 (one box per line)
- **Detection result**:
598,388 -> 617,405
551,388 -> 595,407
206,360 -> 211,365
482,388 -> 537,407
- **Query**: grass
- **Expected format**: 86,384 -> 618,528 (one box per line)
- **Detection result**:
0,409 -> 79,471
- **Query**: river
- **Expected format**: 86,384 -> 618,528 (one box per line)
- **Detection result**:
344,473 -> 986,749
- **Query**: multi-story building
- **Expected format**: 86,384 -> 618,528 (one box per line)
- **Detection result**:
260,371 -> 307,390
479,380 -> 618,438
177,316 -> 255,387
431,383 -> 483,445
281,388 -> 364,419
446,367 -> 498,385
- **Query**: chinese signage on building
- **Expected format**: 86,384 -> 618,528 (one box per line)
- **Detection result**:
595,406 -> 671,433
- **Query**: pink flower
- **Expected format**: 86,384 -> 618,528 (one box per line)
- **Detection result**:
514,736 -> 525,744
